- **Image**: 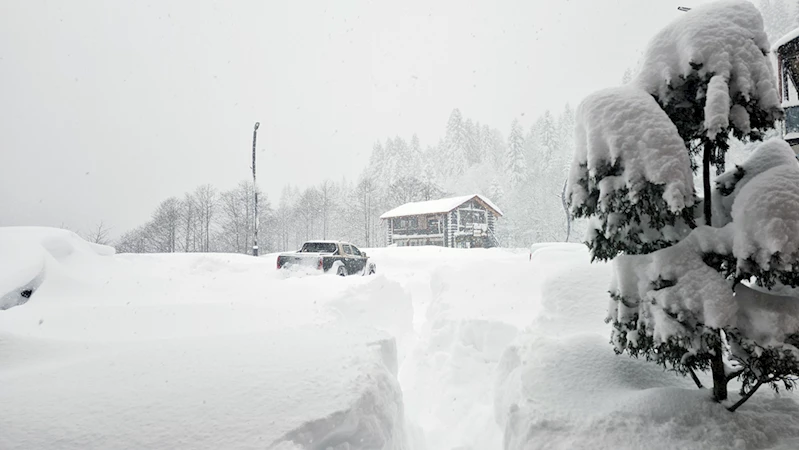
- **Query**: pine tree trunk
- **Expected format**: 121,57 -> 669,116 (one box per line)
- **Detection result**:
704,140 -> 728,402
711,345 -> 727,401
561,179 -> 571,242
703,141 -> 712,226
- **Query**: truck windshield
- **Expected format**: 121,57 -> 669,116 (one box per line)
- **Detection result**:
299,242 -> 338,253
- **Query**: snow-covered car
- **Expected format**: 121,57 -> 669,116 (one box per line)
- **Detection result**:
276,240 -> 376,276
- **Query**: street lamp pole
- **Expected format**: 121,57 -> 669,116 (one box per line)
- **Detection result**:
252,122 -> 260,257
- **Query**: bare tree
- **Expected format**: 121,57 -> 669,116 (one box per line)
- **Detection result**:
318,180 -> 337,240
295,187 -> 322,241
219,181 -> 261,254
150,197 -> 181,252
115,225 -> 149,253
194,184 -> 218,252
179,193 -> 197,252
355,176 -> 378,247
86,221 -> 111,245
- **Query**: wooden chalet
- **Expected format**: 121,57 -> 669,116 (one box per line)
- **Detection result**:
380,194 -> 503,248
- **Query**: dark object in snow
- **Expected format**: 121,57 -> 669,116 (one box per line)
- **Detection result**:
276,241 -> 376,277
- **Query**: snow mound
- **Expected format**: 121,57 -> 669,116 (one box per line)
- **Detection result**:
326,274 -> 414,341
569,84 -> 694,214
635,0 -> 779,139
0,231 -> 411,450
1,326 -> 408,450
394,247 -> 535,449
401,317 -> 517,450
735,284 -> 799,348
495,243 -> 799,450
732,161 -> 799,268
713,139 -> 797,226
0,227 -> 114,310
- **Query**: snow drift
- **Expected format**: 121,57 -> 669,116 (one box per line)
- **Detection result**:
0,227 -> 114,310
495,245 -> 799,450
0,227 -> 411,450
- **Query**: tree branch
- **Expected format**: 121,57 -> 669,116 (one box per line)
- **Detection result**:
689,367 -> 704,388
727,379 -> 763,412
726,368 -> 744,383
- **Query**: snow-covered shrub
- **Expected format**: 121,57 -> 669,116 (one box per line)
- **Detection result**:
711,139 -> 798,226
637,0 -> 782,171
568,0 -> 799,408
568,85 -> 696,261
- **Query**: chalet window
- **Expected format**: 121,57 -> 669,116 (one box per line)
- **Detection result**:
783,44 -> 799,134
784,51 -> 799,102
428,217 -> 438,230
409,218 -> 418,228
460,210 -> 485,225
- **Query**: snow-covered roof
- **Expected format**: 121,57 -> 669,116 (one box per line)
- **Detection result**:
772,27 -> 799,52
380,194 -> 503,219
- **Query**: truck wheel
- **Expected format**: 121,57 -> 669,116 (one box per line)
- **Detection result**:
362,263 -> 376,276
337,266 -> 347,277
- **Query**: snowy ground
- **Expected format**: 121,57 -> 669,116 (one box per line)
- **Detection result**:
2,228 -> 798,449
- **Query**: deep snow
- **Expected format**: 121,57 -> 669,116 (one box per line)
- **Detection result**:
2,228 -> 798,449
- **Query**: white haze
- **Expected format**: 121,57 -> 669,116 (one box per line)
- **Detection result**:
2,0 -> 715,234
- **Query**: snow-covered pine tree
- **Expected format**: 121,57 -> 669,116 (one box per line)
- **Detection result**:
367,141 -> 387,183
536,110 -> 558,164
567,85 -> 696,260
464,118 -> 482,165
506,119 -> 527,186
569,0 -> 795,409
441,109 -> 469,177
409,134 -> 423,178
391,136 -> 411,181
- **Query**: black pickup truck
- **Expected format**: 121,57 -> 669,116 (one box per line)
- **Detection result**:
276,241 -> 376,276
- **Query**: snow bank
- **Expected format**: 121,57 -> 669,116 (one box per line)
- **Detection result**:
0,227 -> 114,310
495,244 -> 799,450
326,274 -> 414,342
1,326 -> 407,450
366,246 -> 536,449
0,227 -> 410,450
635,0 -> 780,139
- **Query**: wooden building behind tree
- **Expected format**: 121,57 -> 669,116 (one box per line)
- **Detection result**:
380,194 -> 503,248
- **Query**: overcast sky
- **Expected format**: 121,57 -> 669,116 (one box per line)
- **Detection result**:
1,0 -> 717,235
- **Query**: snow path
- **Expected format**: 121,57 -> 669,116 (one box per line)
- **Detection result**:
373,246 -> 544,449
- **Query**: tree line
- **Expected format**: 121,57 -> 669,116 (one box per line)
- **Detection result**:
113,104 -> 580,253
